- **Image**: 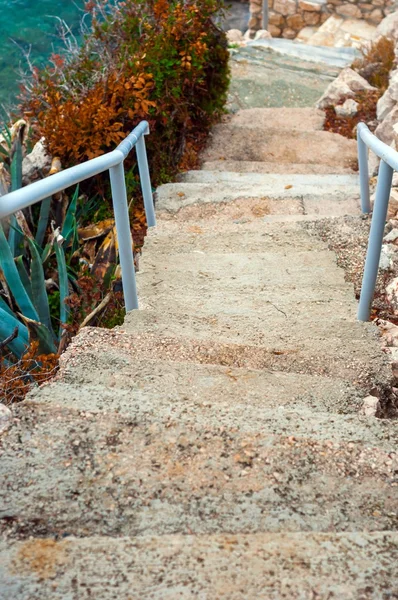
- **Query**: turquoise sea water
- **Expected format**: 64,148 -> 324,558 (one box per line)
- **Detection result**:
0,0 -> 84,107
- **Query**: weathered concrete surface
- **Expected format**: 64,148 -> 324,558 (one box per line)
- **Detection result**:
227,45 -> 341,111
0,533 -> 397,600
0,57 -> 397,598
202,126 -> 357,166
0,403 -> 397,540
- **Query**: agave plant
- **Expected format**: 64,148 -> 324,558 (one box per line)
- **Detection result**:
0,121 -> 78,360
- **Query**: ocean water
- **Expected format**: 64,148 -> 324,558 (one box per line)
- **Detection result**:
0,0 -> 84,108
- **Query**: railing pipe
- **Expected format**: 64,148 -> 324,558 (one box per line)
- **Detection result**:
136,136 -> 156,228
357,129 -> 371,214
109,162 -> 139,311
357,159 -> 394,321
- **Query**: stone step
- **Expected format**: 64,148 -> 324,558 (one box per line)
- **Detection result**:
1,532 -> 397,599
177,171 -> 359,186
223,107 -> 326,131
155,181 -> 359,215
227,45 -> 341,111
201,160 -> 356,174
0,402 -> 396,540
36,329 -> 396,430
246,38 -> 360,68
201,126 -> 357,168
41,349 -> 367,417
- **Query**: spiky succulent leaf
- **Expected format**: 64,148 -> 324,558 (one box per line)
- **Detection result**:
0,306 -> 29,358
0,222 -> 39,321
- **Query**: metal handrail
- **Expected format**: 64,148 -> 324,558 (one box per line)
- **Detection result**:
0,120 -> 156,312
357,122 -> 395,321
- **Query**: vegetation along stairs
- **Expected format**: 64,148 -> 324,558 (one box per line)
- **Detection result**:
0,39 -> 397,598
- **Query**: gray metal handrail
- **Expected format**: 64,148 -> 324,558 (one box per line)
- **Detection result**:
357,122 -> 396,321
0,120 -> 156,312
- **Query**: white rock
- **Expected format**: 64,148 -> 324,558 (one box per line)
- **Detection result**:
22,137 -> 52,184
384,228 -> 398,243
375,105 -> 398,145
360,395 -> 380,417
335,98 -> 358,117
379,244 -> 394,271
254,29 -> 272,40
377,89 -> 395,122
0,404 -> 12,434
376,10 -> 398,41
386,276 -> 398,314
226,29 -> 244,43
316,67 -> 377,109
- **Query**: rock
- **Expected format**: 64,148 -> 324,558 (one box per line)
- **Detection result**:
377,89 -> 395,122
282,28 -> 297,39
268,24 -> 282,36
22,137 -> 52,185
286,14 -> 304,30
303,11 -> 321,25
376,10 -> 398,41
360,395 -> 380,417
375,105 -> 398,145
273,0 -> 297,16
386,276 -> 398,314
336,4 -> 361,19
376,318 -> 398,347
379,244 -> 394,271
0,404 -> 12,434
335,98 -> 359,117
254,29 -> 272,40
384,228 -> 398,244
227,29 -> 244,43
298,0 -> 323,11
316,67 -> 377,109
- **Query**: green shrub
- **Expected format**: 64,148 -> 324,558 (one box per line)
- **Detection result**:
21,0 -> 230,189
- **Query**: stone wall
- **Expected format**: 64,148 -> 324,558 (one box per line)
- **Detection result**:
248,0 -> 393,39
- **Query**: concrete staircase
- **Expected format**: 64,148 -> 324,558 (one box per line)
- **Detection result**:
0,45 -> 397,599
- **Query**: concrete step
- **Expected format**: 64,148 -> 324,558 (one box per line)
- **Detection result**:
201,126 -> 357,168
39,327 -> 394,425
1,532 -> 397,599
40,349 -> 367,417
224,107 -> 326,131
227,44 -> 342,111
0,402 -> 396,540
246,38 -> 360,68
177,171 -> 358,186
201,160 -> 356,174
155,180 -> 359,214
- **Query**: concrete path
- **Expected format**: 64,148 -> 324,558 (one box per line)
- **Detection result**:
0,45 -> 397,599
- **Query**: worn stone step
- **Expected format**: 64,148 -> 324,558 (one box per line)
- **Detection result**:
39,350 -> 366,416
1,532 -> 397,599
201,160 -> 356,174
177,171 -> 359,187
201,126 -> 357,167
0,402 -> 396,541
224,107 -> 326,131
155,181 -> 359,214
227,45 -> 340,111
31,338 -> 397,440
246,39 -> 360,68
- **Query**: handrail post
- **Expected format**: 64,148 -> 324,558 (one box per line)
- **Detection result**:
357,159 -> 393,321
109,162 -> 139,311
136,136 -> 156,228
262,0 -> 269,30
357,128 -> 371,214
